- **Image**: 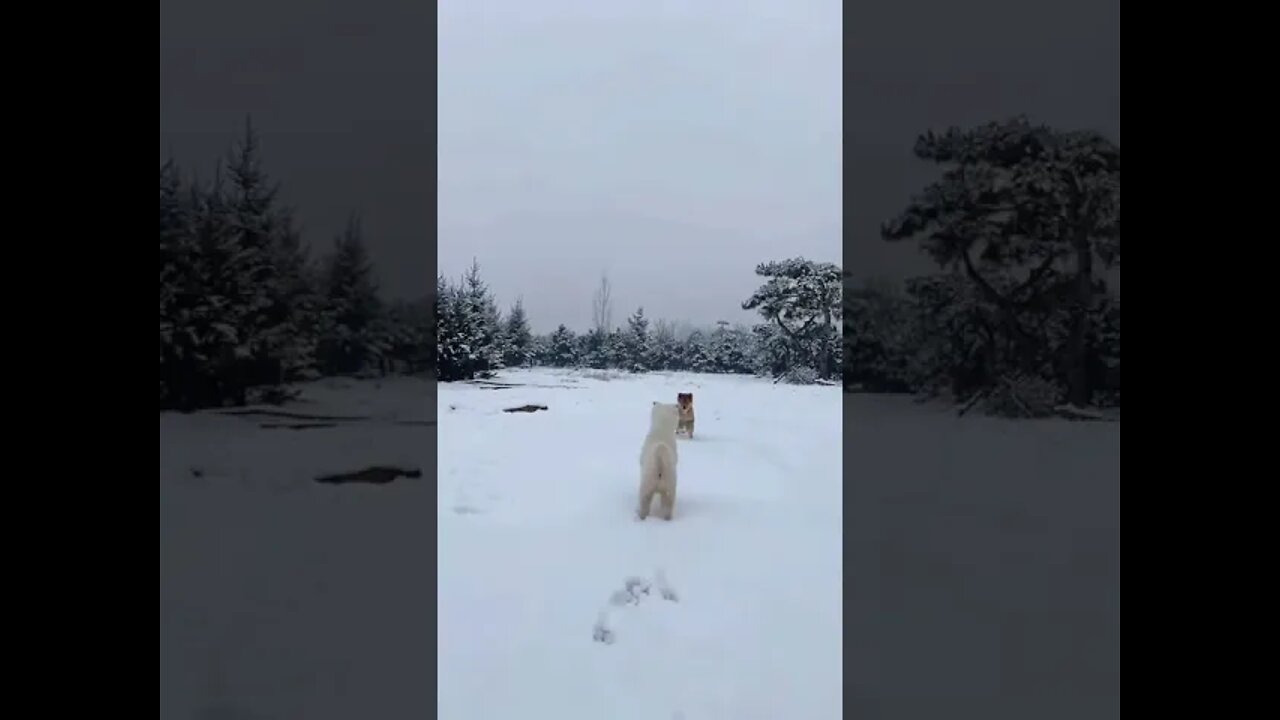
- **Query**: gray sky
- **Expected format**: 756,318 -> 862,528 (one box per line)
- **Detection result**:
439,0 -> 842,332
160,0 -> 434,305
161,1 -> 1119,333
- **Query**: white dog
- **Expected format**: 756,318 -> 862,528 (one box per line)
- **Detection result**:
638,401 -> 680,521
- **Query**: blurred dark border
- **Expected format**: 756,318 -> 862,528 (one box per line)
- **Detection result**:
843,5 -> 1121,718
159,2 -> 438,717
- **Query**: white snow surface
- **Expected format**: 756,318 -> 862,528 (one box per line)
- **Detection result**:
436,369 -> 842,720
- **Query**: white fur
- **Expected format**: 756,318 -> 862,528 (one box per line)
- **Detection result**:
638,402 -> 680,520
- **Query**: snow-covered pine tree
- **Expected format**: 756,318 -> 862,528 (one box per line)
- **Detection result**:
461,259 -> 503,377
625,307 -> 650,372
881,116 -> 1120,406
901,271 -> 994,399
224,117 -> 293,394
502,298 -> 534,368
527,334 -> 550,368
188,165 -> 254,406
580,327 -> 608,369
317,213 -> 384,376
741,257 -> 843,381
604,328 -> 629,369
383,297 -> 434,374
684,330 -> 714,373
265,211 -> 322,383
434,275 -> 468,381
547,324 -> 579,367
434,261 -> 504,381
706,321 -> 755,374
382,299 -> 414,373
752,323 -> 789,379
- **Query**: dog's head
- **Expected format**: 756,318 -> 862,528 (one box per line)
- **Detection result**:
676,392 -> 694,410
650,401 -> 680,427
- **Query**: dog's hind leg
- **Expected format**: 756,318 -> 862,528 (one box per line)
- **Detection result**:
659,472 -> 678,521
637,484 -> 655,520
659,489 -> 676,521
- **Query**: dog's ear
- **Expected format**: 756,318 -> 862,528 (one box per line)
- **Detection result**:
652,401 -> 659,406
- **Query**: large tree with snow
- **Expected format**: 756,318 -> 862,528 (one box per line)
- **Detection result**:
742,257 -> 843,379
882,116 -> 1120,406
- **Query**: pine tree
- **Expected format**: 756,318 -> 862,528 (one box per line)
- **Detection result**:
264,210 -> 321,382
434,275 -> 469,381
528,334 -> 550,367
742,257 -> 843,379
318,213 -> 383,376
752,323 -> 790,379
434,261 -> 504,381
547,324 -> 579,367
901,272 -> 995,398
190,166 -> 252,405
708,321 -> 753,374
625,307 -> 650,371
882,117 -> 1120,405
503,298 -> 534,368
605,329 -> 628,369
382,300 -> 414,373
462,259 -> 503,377
684,330 -> 714,373
225,117 -> 289,392
580,327 -> 609,369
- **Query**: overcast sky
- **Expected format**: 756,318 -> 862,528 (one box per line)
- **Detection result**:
161,1 -> 1119,333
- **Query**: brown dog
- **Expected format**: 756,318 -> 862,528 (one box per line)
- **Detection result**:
676,392 -> 695,439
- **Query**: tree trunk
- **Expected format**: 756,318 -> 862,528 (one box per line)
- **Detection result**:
1066,232 -> 1094,406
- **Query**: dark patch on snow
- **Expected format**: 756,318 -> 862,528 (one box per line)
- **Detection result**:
503,404 -> 548,413
314,466 -> 423,485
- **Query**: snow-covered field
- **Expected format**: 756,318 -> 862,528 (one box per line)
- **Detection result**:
159,369 -> 1119,719
437,369 -> 842,720
159,375 -> 439,720
843,394 -> 1121,717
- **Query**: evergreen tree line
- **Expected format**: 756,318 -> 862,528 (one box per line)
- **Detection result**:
844,117 -> 1122,415
159,121 -> 434,410
435,258 -> 844,384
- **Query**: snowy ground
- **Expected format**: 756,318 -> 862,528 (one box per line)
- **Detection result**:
159,375 -> 439,720
843,394 -> 1121,717
436,369 -> 843,720
159,369 -> 1119,720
